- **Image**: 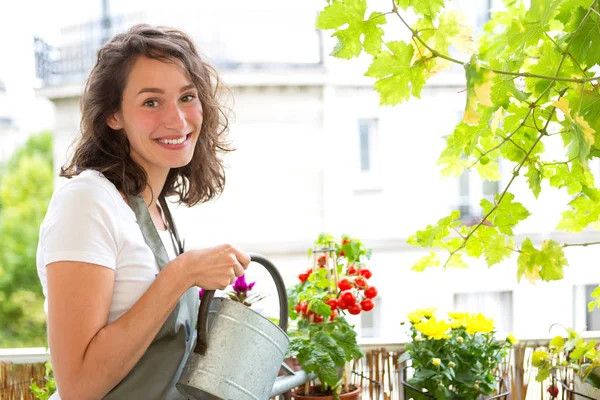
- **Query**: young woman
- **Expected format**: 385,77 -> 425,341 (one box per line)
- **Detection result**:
36,24 -> 250,399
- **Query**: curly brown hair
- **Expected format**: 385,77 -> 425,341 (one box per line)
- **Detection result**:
60,24 -> 234,207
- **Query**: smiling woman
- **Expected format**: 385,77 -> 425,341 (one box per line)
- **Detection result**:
36,25 -> 251,400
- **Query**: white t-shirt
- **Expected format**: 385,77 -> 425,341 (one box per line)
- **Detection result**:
36,169 -> 178,324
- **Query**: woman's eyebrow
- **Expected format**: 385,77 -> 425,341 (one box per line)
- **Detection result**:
137,84 -> 196,96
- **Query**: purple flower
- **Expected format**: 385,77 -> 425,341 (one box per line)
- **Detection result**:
233,274 -> 255,295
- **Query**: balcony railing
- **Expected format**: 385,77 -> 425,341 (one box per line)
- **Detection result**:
3,336 -> 598,400
33,14 -> 325,89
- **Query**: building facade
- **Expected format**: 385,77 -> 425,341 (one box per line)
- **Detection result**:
32,1 -> 600,343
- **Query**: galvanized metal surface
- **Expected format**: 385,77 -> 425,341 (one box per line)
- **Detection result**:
177,298 -> 289,400
269,370 -> 317,398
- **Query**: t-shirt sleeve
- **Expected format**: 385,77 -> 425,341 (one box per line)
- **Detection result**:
40,178 -> 121,270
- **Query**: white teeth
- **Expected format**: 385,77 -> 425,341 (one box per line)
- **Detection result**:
157,136 -> 186,145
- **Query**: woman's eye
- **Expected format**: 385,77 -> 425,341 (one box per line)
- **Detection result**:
143,99 -> 159,107
181,94 -> 196,102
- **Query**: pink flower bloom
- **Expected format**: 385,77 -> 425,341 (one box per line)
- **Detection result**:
232,274 -> 255,295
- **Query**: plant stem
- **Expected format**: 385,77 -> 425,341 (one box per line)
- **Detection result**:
392,6 -> 600,84
437,2 -> 593,268
563,241 -> 600,248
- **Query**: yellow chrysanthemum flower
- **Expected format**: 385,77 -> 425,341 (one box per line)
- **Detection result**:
448,312 -> 471,329
408,308 -> 437,324
506,332 -> 518,345
432,358 -> 441,366
465,313 -> 495,334
415,316 -> 451,340
421,308 -> 436,318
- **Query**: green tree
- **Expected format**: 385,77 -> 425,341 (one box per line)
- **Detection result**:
316,0 -> 600,289
0,132 -> 54,347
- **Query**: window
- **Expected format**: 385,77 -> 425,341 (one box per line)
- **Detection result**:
455,167 -> 500,222
574,284 -> 600,331
454,291 -> 513,334
360,297 -> 382,338
357,119 -> 377,173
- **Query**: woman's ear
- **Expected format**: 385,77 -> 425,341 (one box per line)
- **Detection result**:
106,113 -> 122,130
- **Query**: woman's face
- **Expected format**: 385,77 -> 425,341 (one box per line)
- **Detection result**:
110,55 -> 203,177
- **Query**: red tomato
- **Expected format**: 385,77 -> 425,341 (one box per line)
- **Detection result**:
340,290 -> 355,305
298,273 -> 309,283
339,250 -> 345,257
347,265 -> 357,275
325,298 -> 339,310
313,314 -> 323,323
348,303 -> 362,315
360,299 -> 375,311
338,278 -> 352,291
359,268 -> 372,279
294,303 -> 302,313
364,286 -> 378,299
354,277 -> 368,288
338,300 -> 348,310
329,311 -> 338,321
300,302 -> 308,315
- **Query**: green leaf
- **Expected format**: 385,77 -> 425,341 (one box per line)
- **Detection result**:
556,0 -> 594,25
438,122 -> 491,177
412,251 -> 441,272
517,239 -> 568,283
396,0 -> 445,19
504,0 -> 561,58
331,321 -> 364,361
316,0 -> 386,59
490,75 -> 529,110
525,162 -> 542,199
463,56 -> 495,125
567,6 -> 600,68
482,228 -> 515,267
589,285 -> 600,312
314,330 -> 346,366
526,41 -> 572,98
557,188 -> 600,232
537,240 -> 568,281
408,210 -> 461,248
543,161 -> 593,195
365,41 -> 426,105
481,192 -> 531,236
517,238 -> 541,283
554,98 -> 595,165
446,253 -> 469,269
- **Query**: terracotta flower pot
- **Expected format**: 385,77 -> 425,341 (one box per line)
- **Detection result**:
291,384 -> 360,399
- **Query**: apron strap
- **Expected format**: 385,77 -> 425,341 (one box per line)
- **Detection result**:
126,194 -> 171,269
159,196 -> 185,255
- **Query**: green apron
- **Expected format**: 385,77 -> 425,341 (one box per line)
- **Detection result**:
104,195 -> 199,399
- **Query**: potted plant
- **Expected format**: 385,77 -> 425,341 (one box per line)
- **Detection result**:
399,308 -> 515,399
286,233 -> 378,400
533,326 -> 600,399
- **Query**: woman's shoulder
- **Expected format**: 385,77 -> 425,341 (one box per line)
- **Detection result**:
54,169 -> 123,206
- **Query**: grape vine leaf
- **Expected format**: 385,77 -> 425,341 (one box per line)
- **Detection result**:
316,0 -> 387,59
395,0 -> 445,19
365,41 -> 427,105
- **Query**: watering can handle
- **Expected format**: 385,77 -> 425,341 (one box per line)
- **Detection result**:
194,253 -> 289,355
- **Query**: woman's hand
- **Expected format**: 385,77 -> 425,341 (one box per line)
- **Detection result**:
172,244 -> 251,290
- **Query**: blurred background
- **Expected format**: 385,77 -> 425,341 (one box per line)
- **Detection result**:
1,0 -> 600,354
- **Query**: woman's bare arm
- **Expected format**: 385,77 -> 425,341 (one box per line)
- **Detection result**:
46,259 -> 185,400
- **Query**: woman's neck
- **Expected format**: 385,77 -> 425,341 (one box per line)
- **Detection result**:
141,168 -> 169,208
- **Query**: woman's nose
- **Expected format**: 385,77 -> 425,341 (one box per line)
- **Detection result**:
164,103 -> 187,131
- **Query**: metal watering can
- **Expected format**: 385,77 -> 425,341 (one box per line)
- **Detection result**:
176,254 -> 315,400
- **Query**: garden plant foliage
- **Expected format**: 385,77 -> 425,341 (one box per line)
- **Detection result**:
0,132 -> 53,347
317,0 -> 600,296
